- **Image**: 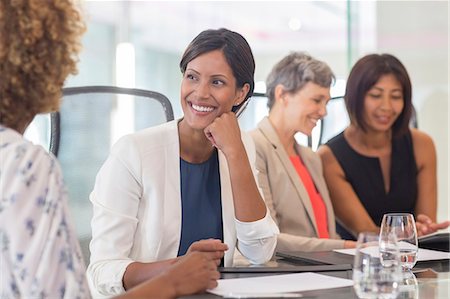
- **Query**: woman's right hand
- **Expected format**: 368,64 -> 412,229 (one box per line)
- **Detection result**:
187,238 -> 228,265
163,251 -> 221,296
415,214 -> 450,236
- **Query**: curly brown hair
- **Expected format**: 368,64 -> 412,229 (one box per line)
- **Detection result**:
0,0 -> 85,132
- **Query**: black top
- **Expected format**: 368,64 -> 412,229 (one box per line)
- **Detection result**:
178,149 -> 223,256
326,131 -> 418,240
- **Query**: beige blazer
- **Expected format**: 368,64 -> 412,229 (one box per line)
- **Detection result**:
250,117 -> 345,252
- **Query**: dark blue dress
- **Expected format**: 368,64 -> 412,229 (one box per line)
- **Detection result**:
177,149 -> 223,256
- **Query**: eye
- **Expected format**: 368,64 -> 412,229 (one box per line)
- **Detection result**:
212,79 -> 225,86
185,73 -> 196,80
368,93 -> 381,98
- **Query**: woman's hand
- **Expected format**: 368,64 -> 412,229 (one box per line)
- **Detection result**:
163,251 -> 221,296
415,214 -> 450,236
344,240 -> 357,249
187,239 -> 228,266
204,112 -> 244,158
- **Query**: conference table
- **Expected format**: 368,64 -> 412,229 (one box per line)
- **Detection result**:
182,251 -> 450,299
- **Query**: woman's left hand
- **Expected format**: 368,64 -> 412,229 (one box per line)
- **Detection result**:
415,214 -> 450,236
204,112 -> 244,157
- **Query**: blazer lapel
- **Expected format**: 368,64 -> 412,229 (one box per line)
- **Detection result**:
218,150 -> 235,266
257,117 -> 319,236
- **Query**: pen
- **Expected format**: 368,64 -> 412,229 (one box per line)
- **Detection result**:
223,292 -> 303,298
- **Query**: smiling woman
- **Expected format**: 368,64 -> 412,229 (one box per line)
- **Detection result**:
250,52 -> 355,253
317,53 -> 450,241
87,28 -> 279,297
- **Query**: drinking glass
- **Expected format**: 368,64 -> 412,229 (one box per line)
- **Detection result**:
353,232 -> 402,299
397,270 -> 418,299
380,213 -> 418,270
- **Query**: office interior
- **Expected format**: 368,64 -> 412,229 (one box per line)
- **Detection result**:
25,0 -> 449,272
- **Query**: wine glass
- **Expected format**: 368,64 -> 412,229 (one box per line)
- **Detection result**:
397,270 -> 418,299
380,213 -> 418,270
353,232 -> 402,299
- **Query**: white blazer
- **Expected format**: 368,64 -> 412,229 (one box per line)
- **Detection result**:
87,119 -> 278,297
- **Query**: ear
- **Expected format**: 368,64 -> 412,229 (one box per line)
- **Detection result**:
274,84 -> 287,105
235,83 -> 250,105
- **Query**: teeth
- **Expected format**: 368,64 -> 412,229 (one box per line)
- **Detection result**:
192,103 -> 214,112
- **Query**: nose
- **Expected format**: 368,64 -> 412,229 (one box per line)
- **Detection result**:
196,81 -> 210,99
318,102 -> 327,118
380,96 -> 393,111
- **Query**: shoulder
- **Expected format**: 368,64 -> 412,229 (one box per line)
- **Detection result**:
112,119 -> 179,156
0,130 -> 64,210
410,128 -> 434,148
0,129 -> 60,178
409,128 -> 436,162
249,128 -> 271,152
317,144 -> 337,165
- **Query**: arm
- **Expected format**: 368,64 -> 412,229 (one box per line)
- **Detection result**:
317,145 -> 379,237
117,252 -> 220,299
205,112 -> 267,221
411,129 -> 450,235
87,136 -> 177,294
204,113 -> 278,264
123,239 -> 227,290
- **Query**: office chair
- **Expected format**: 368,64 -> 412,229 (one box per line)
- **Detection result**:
50,85 -> 174,264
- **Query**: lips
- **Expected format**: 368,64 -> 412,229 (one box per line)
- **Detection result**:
374,115 -> 391,124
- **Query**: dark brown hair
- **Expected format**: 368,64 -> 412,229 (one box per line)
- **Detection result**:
179,28 -> 255,110
345,53 -> 412,137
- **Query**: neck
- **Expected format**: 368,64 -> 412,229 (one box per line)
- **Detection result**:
4,117 -> 33,135
346,124 -> 391,150
178,119 -> 214,163
268,113 -> 297,156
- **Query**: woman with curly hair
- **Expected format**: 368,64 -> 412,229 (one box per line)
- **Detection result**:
0,1 -> 219,298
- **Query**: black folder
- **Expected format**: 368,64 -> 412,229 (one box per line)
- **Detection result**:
276,250 -> 354,266
418,232 -> 450,252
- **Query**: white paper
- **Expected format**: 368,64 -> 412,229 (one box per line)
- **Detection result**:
207,272 -> 353,297
334,247 -> 450,261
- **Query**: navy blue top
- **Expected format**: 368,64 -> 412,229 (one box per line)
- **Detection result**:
178,149 -> 223,256
326,131 -> 418,240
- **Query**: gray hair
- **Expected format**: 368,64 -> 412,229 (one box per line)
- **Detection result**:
266,52 -> 335,109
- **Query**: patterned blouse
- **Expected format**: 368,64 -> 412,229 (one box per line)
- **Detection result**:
0,126 -> 90,298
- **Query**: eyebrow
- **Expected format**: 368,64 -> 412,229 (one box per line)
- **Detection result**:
370,86 -> 402,92
185,68 -> 229,79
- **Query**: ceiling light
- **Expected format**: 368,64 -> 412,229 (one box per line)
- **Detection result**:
288,17 -> 302,31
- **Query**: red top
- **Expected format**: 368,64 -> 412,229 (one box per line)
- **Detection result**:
290,155 -> 329,238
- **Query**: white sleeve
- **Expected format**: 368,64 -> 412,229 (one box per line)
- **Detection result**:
87,135 -> 142,296
235,210 -> 279,264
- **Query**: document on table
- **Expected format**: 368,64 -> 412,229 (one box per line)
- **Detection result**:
334,247 -> 450,261
207,272 -> 353,297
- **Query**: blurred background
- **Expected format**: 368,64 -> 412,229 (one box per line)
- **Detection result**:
25,0 -> 449,262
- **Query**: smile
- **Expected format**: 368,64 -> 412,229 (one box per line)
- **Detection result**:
191,103 -> 215,112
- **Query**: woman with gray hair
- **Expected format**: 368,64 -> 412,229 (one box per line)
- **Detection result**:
250,52 -> 355,252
